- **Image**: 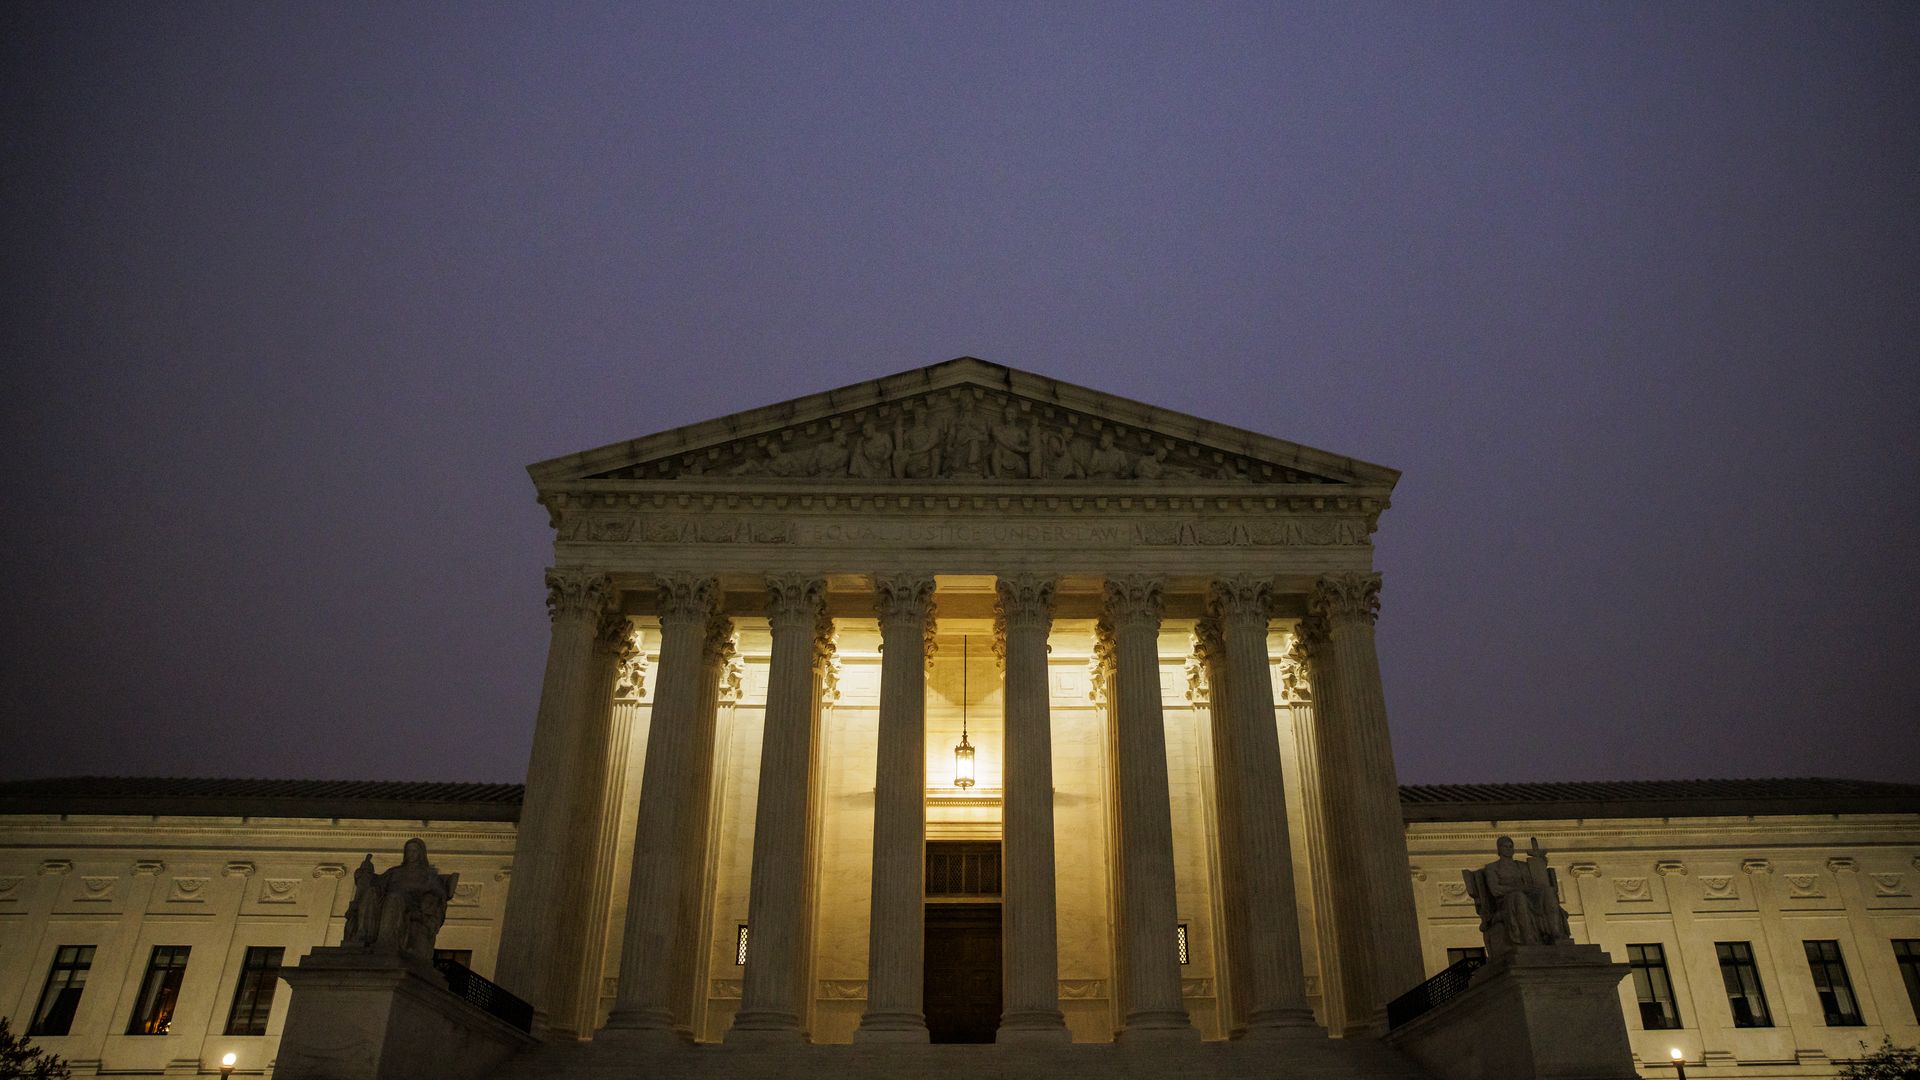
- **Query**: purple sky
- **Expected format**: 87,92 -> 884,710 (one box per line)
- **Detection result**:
3,5 -> 1916,787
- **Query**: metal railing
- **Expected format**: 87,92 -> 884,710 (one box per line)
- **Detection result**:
434,957 -> 535,1033
1386,954 -> 1486,1031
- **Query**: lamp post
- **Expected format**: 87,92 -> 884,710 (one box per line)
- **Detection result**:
220,1053 -> 237,1080
1668,1048 -> 1687,1080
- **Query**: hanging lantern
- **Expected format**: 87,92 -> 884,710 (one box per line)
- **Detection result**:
954,634 -> 976,789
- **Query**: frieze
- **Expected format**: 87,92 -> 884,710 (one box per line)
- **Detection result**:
563,513 -> 1373,550
588,387 -> 1341,486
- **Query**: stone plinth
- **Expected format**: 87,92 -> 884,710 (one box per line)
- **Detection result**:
278,948 -> 535,1080
1384,945 -> 1637,1080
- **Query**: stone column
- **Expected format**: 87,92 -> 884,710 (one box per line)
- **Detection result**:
1192,618 -> 1251,1037
1206,578 -> 1316,1035
667,614 -> 733,1039
994,575 -> 1069,1042
729,576 -> 828,1043
495,568 -> 614,1028
1279,629 -> 1346,1033
1102,576 -> 1196,1040
1301,571 -> 1423,1032
567,625 -> 648,1038
602,575 -> 722,1041
856,574 -> 935,1042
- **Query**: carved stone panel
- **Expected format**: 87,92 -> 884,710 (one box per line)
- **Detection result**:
1613,878 -> 1651,903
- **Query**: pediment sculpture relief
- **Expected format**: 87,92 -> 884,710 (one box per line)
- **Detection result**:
592,388 -> 1340,484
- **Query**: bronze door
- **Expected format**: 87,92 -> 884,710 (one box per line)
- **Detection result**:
923,903 -> 1002,1043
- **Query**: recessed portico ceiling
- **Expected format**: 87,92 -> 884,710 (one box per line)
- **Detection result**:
528,357 -> 1398,491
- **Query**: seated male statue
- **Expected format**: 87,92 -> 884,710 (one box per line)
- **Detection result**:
1463,835 -> 1575,956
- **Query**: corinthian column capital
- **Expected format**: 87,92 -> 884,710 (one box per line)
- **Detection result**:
594,612 -> 639,661
995,575 -> 1056,633
872,574 -> 936,625
1101,575 -> 1164,632
546,569 -> 615,624
1308,572 -> 1382,626
1206,577 -> 1275,625
656,574 -> 720,628
766,575 -> 827,630
702,614 -> 737,668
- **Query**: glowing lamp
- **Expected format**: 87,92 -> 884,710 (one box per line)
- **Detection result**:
953,635 -> 976,789
221,1054 -> 237,1080
1669,1048 -> 1687,1080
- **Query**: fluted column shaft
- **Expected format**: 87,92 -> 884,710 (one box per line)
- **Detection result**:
729,577 -> 829,1042
666,616 -> 732,1039
1193,619 -> 1251,1037
857,575 -> 934,1042
496,569 -> 614,1028
1208,579 -> 1316,1034
1103,576 -> 1196,1039
995,576 -> 1069,1041
1304,572 -> 1423,1032
604,575 -> 721,1038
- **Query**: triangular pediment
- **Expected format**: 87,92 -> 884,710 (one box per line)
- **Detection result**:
529,358 -> 1397,490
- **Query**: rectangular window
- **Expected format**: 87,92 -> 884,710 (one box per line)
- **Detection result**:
1896,940 -> 1920,1024
1714,941 -> 1773,1027
1176,924 -> 1190,965
224,946 -> 284,1036
925,841 -> 1001,897
736,925 -> 749,966
1447,947 -> 1487,967
1804,940 -> 1864,1025
30,945 -> 95,1037
1627,943 -> 1682,1029
432,949 -> 473,969
128,945 -> 192,1034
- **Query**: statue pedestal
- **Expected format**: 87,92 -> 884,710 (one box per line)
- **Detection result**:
277,948 -> 536,1080
1384,945 -> 1638,1080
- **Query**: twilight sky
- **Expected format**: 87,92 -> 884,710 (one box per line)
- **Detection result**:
3,4 -> 1915,787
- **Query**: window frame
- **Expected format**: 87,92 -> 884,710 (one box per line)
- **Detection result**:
1713,941 -> 1773,1028
1803,939 -> 1864,1026
127,944 -> 193,1035
1894,939 -> 1920,1025
224,945 -> 286,1037
1626,942 -> 1683,1030
1447,946 -> 1488,967
30,944 -> 96,1037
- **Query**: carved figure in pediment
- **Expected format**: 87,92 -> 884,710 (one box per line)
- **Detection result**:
341,838 -> 458,963
1037,430 -> 1083,479
947,397 -> 991,478
1133,445 -> 1194,480
1079,430 -> 1131,479
988,403 -> 1036,479
1464,836 -> 1574,956
850,420 -> 895,479
895,403 -> 946,479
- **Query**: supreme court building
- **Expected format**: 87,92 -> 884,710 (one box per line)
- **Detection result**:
4,359 -> 1917,1079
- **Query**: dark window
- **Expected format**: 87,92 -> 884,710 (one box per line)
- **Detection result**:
1447,947 -> 1488,967
224,946 -> 284,1036
1627,943 -> 1682,1029
1804,940 -> 1863,1025
1714,941 -> 1773,1027
128,945 -> 192,1034
30,945 -> 95,1036
735,925 -> 749,966
926,842 -> 1000,897
1896,940 -> 1920,1024
432,949 -> 473,968
1176,924 -> 1190,965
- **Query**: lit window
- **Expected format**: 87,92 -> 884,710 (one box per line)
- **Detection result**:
30,945 -> 94,1036
1627,943 -> 1682,1030
1446,947 -> 1487,967
1803,940 -> 1863,1026
1714,942 -> 1772,1028
225,946 -> 285,1036
1895,940 -> 1920,1024
1176,924 -> 1190,965
128,945 -> 192,1034
736,925 -> 749,966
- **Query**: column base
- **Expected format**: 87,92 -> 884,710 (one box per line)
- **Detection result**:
1240,1005 -> 1321,1038
1116,1010 -> 1200,1042
854,1011 -> 929,1043
596,1006 -> 689,1048
996,1010 -> 1070,1043
725,1010 -> 807,1045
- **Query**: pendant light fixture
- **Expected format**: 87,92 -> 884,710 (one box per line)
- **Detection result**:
953,634 -> 976,790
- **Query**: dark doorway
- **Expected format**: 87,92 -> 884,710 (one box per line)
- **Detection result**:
924,902 -> 1002,1043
